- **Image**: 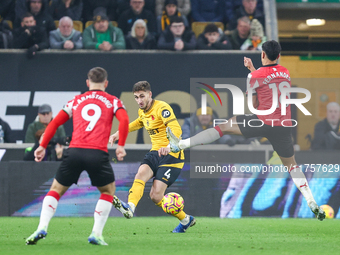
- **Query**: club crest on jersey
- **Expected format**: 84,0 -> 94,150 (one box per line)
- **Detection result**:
162,109 -> 171,118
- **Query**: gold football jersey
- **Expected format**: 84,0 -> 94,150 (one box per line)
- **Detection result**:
129,100 -> 184,159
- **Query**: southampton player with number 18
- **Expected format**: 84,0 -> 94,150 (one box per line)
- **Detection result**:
167,40 -> 325,221
109,81 -> 196,233
26,67 -> 129,245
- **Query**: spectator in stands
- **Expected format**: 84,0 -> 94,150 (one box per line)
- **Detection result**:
15,0 -> 50,23
0,0 -> 15,22
23,127 -> 66,161
49,0 -> 83,21
227,16 -> 250,50
312,102 -> 340,150
0,0 -> 14,49
83,12 -> 125,50
0,117 -> 14,143
196,23 -> 232,50
0,20 -> 13,49
156,0 -> 190,17
157,16 -> 196,50
191,0 -> 224,22
228,0 -> 265,31
13,13 -> 49,58
82,0 -> 117,23
225,0 -> 263,25
25,104 -> 66,143
49,16 -> 83,49
125,19 -> 156,49
182,107 -> 236,146
117,0 -> 155,19
157,0 -> 189,35
14,0 -> 55,34
240,18 -> 266,50
118,0 -> 157,36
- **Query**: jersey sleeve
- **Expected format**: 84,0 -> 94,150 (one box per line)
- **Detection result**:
246,72 -> 260,95
113,97 -> 125,114
158,103 -> 182,138
62,98 -> 74,117
128,113 -> 144,132
115,108 -> 129,146
158,102 -> 177,126
40,110 -> 70,148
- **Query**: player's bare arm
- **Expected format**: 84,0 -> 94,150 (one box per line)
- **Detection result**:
109,131 -> 119,146
244,57 -> 256,72
34,145 -> 46,162
109,132 -> 127,160
115,145 -> 126,161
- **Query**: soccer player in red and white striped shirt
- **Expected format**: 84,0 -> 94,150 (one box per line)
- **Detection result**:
26,67 -> 129,245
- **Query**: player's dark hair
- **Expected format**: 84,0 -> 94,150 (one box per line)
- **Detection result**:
21,12 -> 34,22
262,40 -> 281,61
132,81 -> 151,92
87,67 -> 107,83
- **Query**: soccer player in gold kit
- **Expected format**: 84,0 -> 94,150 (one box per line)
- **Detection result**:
109,81 -> 196,233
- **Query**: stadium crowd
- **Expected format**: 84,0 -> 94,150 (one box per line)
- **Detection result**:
0,0 -> 266,52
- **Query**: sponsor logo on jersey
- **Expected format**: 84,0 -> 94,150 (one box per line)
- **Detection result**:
147,128 -> 160,135
162,109 -> 171,118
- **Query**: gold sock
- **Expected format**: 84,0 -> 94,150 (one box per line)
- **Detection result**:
173,210 -> 186,221
128,179 -> 145,207
155,201 -> 162,207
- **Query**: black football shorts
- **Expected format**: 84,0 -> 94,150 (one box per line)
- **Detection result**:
236,114 -> 294,158
141,151 -> 184,187
56,148 -> 115,187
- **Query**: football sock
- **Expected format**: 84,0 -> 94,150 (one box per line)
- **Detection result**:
155,201 -> 162,207
178,212 -> 190,225
37,190 -> 60,231
180,214 -> 190,225
289,166 -> 315,205
92,194 -> 113,237
179,126 -> 222,149
128,179 -> 145,211
174,210 -> 186,221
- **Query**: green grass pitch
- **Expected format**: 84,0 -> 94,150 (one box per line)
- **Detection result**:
1,217 -> 339,255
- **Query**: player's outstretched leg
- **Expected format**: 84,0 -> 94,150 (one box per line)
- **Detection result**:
113,179 -> 146,218
166,127 -> 182,152
112,195 -> 133,219
288,165 -> 325,221
166,126 -> 222,153
309,201 -> 326,221
25,190 -> 60,245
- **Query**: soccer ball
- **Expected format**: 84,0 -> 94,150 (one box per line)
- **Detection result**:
161,192 -> 184,215
320,205 -> 334,219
